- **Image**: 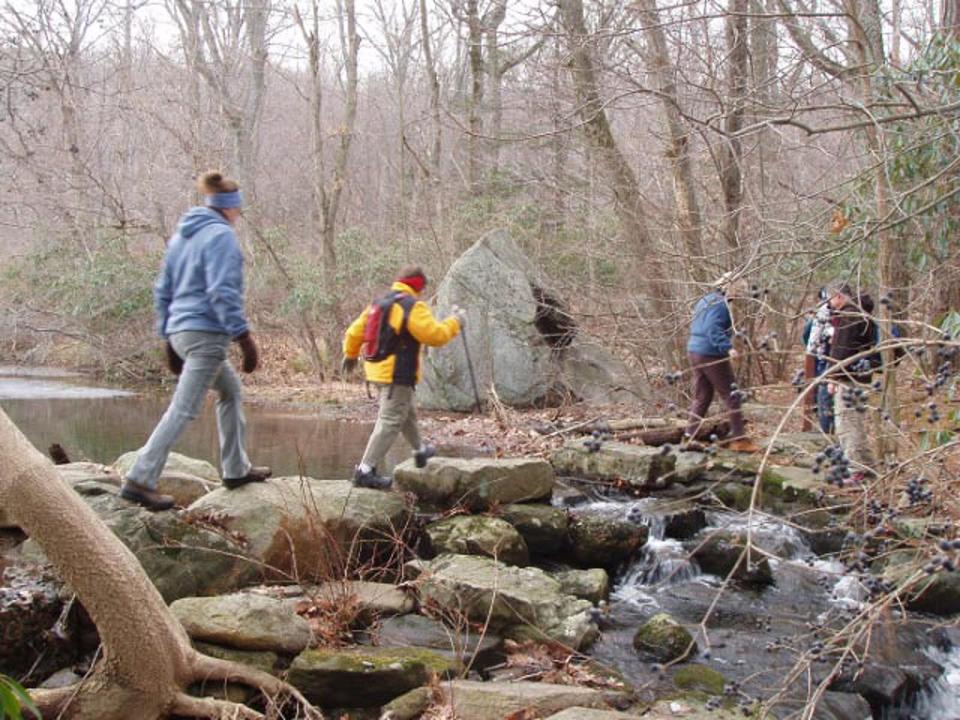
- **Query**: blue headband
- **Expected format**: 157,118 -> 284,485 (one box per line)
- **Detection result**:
204,190 -> 243,209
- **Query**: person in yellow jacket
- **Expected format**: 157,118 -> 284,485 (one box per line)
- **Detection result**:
342,266 -> 463,489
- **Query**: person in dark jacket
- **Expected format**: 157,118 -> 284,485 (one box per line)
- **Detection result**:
826,283 -> 877,482
685,273 -> 759,453
120,171 -> 270,511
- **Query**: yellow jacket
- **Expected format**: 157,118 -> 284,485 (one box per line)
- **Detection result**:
343,281 -> 461,385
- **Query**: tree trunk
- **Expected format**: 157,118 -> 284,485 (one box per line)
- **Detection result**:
0,408 -> 318,719
558,0 -> 674,331
466,0 -> 484,192
635,0 -> 708,284
719,0 -> 749,251
942,0 -> 960,39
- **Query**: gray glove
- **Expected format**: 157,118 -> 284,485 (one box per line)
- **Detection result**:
451,305 -> 467,329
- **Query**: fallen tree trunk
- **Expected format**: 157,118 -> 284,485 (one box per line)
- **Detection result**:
622,419 -> 730,446
0,408 -> 322,720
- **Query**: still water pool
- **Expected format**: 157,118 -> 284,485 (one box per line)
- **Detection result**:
0,367 -> 401,479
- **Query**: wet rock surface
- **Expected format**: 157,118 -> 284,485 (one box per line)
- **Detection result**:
423,514 -> 529,565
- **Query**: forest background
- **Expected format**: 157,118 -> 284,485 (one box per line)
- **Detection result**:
1,0 -> 959,393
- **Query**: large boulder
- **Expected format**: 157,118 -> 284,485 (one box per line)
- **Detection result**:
187,477 -> 412,582
424,515 -> 529,566
170,592 -> 312,653
406,554 -> 599,650
394,457 -> 554,511
418,229 -> 642,410
551,441 -> 675,489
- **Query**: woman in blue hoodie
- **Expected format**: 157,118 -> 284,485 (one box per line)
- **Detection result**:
119,171 -> 270,511
684,274 -> 759,453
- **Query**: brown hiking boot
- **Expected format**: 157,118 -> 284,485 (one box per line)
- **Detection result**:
223,465 -> 272,490
725,438 -> 762,454
120,480 -> 176,512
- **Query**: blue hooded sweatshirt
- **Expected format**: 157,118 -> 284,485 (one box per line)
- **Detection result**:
687,290 -> 732,356
155,207 -> 249,339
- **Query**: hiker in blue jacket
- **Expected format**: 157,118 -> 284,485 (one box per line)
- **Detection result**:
120,171 -> 270,511
685,273 -> 759,453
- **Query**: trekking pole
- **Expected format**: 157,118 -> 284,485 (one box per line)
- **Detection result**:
460,329 -> 483,414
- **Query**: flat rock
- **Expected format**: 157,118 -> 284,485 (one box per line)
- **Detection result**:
424,514 -> 529,565
187,477 -> 411,582
293,581 -> 415,620
170,592 -> 312,653
406,553 -> 598,650
288,646 -> 457,707
429,679 -> 629,720
551,440 -> 675,489
113,450 -> 220,483
394,456 -> 554,511
376,613 -> 504,670
545,710 -> 643,719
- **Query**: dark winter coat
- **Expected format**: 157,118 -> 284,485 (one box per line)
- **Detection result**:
828,294 -> 876,383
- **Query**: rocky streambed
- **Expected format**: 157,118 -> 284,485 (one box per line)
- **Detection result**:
2,433 -> 959,719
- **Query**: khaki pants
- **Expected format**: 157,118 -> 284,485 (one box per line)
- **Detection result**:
360,384 -> 421,471
834,387 -> 875,473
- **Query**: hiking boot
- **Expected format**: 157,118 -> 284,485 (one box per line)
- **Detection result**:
120,480 -> 175,512
414,444 -> 437,469
223,466 -> 272,490
725,438 -> 762,454
353,467 -> 393,490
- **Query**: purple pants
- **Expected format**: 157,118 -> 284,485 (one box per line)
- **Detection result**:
685,352 -> 745,438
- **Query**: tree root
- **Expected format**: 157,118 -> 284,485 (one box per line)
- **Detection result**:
189,652 -> 324,719
171,692 -> 265,720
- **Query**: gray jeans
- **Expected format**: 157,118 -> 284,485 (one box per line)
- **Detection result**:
360,384 -> 421,471
126,331 -> 251,488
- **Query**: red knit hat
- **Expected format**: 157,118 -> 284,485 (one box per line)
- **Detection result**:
397,269 -> 426,294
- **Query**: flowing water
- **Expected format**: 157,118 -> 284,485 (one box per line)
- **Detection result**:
566,490 -> 959,719
0,366 -> 404,478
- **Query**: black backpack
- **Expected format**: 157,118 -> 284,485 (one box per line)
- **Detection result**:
361,291 -> 414,362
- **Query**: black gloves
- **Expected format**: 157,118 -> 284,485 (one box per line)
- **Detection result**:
234,332 -> 260,373
341,357 -> 358,375
165,342 -> 184,376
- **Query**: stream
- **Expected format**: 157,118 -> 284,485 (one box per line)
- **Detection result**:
559,484 -> 960,719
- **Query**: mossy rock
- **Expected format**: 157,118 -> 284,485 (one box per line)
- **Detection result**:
424,514 -> 529,566
691,532 -> 774,588
568,514 -> 648,569
498,503 -> 569,556
288,646 -> 458,707
673,663 -> 724,695
633,613 -> 696,663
